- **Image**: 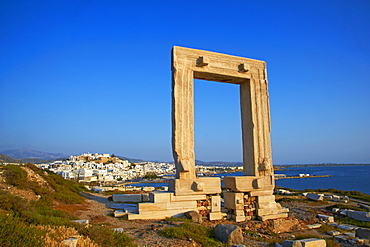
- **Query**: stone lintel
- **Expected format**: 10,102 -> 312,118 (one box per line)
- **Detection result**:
168,177 -> 221,196
258,212 -> 289,221
224,176 -> 274,192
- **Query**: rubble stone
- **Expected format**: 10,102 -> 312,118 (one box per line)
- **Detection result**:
214,224 -> 243,245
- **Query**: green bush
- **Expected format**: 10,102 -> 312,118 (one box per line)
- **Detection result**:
3,165 -> 28,188
276,197 -> 299,203
0,214 -> 45,247
77,224 -> 136,247
158,222 -> 224,247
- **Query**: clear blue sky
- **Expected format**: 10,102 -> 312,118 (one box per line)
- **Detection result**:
1,0 -> 369,164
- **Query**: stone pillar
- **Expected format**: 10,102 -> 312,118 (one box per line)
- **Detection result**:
172,67 -> 196,179
240,76 -> 273,177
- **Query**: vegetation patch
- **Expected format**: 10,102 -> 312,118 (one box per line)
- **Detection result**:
0,164 -> 136,247
77,224 -> 136,247
158,222 -> 224,247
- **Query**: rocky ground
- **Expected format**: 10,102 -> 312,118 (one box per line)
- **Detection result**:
66,192 -> 360,247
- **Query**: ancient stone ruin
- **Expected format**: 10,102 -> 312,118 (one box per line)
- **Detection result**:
128,46 -> 288,221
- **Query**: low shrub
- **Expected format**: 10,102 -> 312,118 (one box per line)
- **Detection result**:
77,224 -> 136,247
0,214 -> 45,247
158,222 -> 224,247
276,197 -> 299,203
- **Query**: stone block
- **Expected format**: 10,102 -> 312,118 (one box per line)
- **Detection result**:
356,227 -> 370,240
138,202 -> 166,212
142,193 -> 150,202
282,240 -> 302,247
209,212 -> 225,221
166,200 -> 197,210
232,215 -> 245,222
142,186 -> 155,192
214,224 -> 244,245
224,191 -> 244,210
224,176 -> 274,192
211,195 -> 221,212
258,195 -> 276,203
184,210 -> 202,223
337,224 -> 355,230
317,214 -> 335,223
150,192 -> 172,203
298,238 -> 326,247
170,193 -> 206,202
169,177 -> 221,196
112,194 -> 142,202
114,211 -> 127,217
61,238 -> 78,247
258,212 -> 289,221
306,193 -> 323,201
307,224 -> 322,229
327,231 -> 340,236
346,210 -> 370,222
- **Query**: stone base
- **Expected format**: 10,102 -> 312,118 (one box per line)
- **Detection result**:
127,189 -> 223,220
223,175 -> 274,192
223,176 -> 289,221
168,177 -> 221,196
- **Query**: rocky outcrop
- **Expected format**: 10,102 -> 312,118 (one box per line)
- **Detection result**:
214,224 -> 243,245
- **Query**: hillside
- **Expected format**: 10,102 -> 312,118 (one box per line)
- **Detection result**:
0,163 -> 135,247
0,154 -> 18,163
0,148 -> 70,160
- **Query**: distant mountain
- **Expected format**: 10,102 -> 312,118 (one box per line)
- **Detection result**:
117,156 -> 147,163
196,160 -> 242,167
0,149 -> 70,160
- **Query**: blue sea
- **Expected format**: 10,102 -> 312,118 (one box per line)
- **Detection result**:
129,165 -> 370,195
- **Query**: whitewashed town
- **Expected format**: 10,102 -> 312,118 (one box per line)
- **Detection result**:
37,152 -> 241,193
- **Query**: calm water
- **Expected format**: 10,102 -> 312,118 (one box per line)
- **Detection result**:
129,165 -> 370,195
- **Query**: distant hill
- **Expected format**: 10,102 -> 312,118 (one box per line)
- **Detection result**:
195,160 -> 242,167
0,148 -> 70,160
0,154 -> 18,163
117,156 -> 147,163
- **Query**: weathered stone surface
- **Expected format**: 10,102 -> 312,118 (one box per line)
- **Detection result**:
112,194 -> 142,202
168,177 -> 221,196
270,218 -> 302,233
224,176 -> 274,192
172,46 -> 274,179
214,224 -> 243,245
317,214 -> 335,223
282,240 -> 302,247
337,224 -> 355,230
283,238 -> 326,247
184,210 -> 202,223
346,210 -> 370,222
211,195 -> 221,212
224,192 -> 244,210
306,193 -> 323,201
61,238 -> 78,247
327,231 -> 341,236
209,212 -> 226,221
356,227 -> 370,240
298,238 -> 326,247
307,224 -> 322,229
